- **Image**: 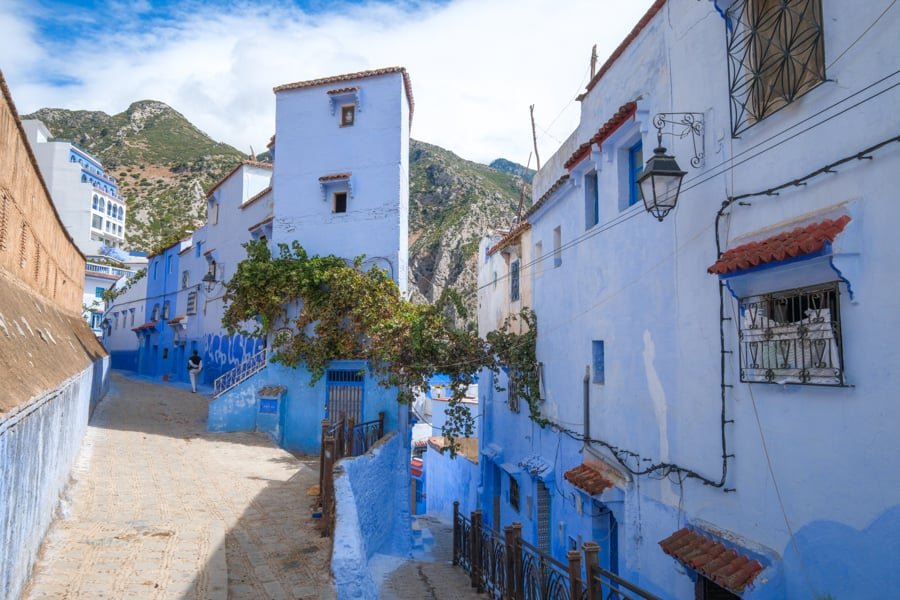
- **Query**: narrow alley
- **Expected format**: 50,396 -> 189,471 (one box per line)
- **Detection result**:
23,372 -> 334,600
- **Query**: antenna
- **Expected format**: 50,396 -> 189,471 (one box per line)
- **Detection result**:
529,105 -> 541,172
516,152 -> 533,224
590,44 -> 598,78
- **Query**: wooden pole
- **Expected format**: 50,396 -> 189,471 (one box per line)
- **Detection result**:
530,105 -> 541,172
471,510 -> 484,592
511,522 -> 524,600
590,44 -> 598,79
583,541 -> 600,600
568,550 -> 584,600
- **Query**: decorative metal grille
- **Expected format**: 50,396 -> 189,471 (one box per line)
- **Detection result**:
186,291 -> 198,316
738,282 -> 844,385
537,482 -> 551,553
326,369 -> 364,424
726,0 -> 826,136
510,259 -> 520,302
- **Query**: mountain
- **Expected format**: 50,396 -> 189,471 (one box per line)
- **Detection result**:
24,103 -> 530,318
489,158 -> 536,183
409,141 -> 529,313
24,101 -> 245,251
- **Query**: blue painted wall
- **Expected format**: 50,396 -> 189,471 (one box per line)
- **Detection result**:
109,349 -> 138,371
203,332 -> 264,385
0,356 -> 108,600
208,359 -> 401,454
332,432 -> 411,599
424,444 -> 478,523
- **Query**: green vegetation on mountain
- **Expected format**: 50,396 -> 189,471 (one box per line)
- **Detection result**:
24,101 -> 244,251
25,103 -> 530,315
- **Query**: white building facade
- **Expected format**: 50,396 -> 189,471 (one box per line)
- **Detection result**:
474,1 -> 900,598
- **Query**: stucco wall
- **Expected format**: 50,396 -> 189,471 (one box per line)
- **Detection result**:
0,357 -> 108,600
425,445 -> 478,523
332,432 -> 411,599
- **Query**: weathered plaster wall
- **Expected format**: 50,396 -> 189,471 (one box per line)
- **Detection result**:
332,432 -> 411,599
0,359 -> 108,600
0,73 -> 84,315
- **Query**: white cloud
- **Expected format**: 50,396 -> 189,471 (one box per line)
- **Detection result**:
1,0 -> 656,164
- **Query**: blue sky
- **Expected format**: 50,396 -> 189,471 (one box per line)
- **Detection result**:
2,0 -> 655,163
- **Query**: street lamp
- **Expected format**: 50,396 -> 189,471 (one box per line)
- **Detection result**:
637,112 -> 704,222
202,270 -> 219,293
637,142 -> 686,221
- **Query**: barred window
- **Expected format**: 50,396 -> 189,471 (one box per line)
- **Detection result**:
510,259 -> 520,302
739,282 -> 844,385
507,368 -> 520,414
726,0 -> 825,136
186,291 -> 198,315
509,475 -> 520,512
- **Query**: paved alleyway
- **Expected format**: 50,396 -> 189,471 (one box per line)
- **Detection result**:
376,514 -> 483,600
23,372 -> 334,600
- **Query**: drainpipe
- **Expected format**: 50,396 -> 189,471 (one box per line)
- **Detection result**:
583,365 -> 590,448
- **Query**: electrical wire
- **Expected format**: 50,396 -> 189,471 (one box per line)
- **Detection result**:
826,0 -> 897,70
477,71 -> 900,294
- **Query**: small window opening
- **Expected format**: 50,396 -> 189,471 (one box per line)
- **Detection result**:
341,104 -> 355,127
333,191 -> 348,213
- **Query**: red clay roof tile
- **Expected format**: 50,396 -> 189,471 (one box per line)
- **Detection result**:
563,102 -> 637,171
318,172 -> 352,182
132,321 -> 158,332
659,528 -> 764,594
708,215 -> 851,275
563,463 -> 614,495
273,66 -> 414,123
577,0 -> 667,101
487,222 -> 531,256
523,173 -> 570,219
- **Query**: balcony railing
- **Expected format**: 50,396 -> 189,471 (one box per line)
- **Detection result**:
453,503 -> 661,600
85,262 -> 135,279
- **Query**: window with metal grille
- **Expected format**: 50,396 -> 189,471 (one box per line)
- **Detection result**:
181,270 -> 189,289
536,482 -> 551,552
507,368 -> 520,413
186,291 -> 198,315
509,475 -> 520,512
162,301 -> 170,320
739,282 -> 843,385
726,0 -> 825,136
510,259 -> 520,302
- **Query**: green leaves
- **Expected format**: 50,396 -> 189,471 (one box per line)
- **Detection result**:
222,240 -> 541,456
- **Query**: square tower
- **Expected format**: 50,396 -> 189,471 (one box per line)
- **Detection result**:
271,67 -> 412,294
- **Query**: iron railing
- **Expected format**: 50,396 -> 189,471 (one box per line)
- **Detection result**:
318,412 -> 386,537
453,503 -> 661,600
212,347 -> 267,397
738,282 -> 843,385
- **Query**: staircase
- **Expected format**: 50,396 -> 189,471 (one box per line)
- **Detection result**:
212,347 -> 267,397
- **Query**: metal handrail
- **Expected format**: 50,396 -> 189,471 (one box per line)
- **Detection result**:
212,347 -> 267,397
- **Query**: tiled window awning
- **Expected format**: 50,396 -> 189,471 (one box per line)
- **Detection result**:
659,528 -> 764,595
708,215 -> 850,276
563,463 -> 613,495
132,321 -> 158,332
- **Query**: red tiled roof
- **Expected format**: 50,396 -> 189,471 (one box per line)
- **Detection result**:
708,215 -> 851,275
523,173 -> 570,219
258,386 -> 286,397
240,185 -> 272,210
205,160 -> 272,198
318,172 -> 351,182
659,528 -> 764,594
273,66 -> 414,123
564,102 -> 637,171
247,215 -> 274,232
132,321 -> 158,332
167,316 -> 185,324
487,222 -> 531,256
577,0 -> 667,101
266,134 -> 275,149
327,86 -> 359,95
563,464 -> 613,495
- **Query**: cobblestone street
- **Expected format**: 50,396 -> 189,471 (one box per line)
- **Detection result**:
23,372 -> 334,600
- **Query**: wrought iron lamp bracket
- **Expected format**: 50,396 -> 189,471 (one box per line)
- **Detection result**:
652,112 -> 705,168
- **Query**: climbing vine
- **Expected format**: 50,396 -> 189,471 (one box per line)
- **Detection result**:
222,239 -> 542,452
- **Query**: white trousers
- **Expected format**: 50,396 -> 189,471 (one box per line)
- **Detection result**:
189,370 -> 200,392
